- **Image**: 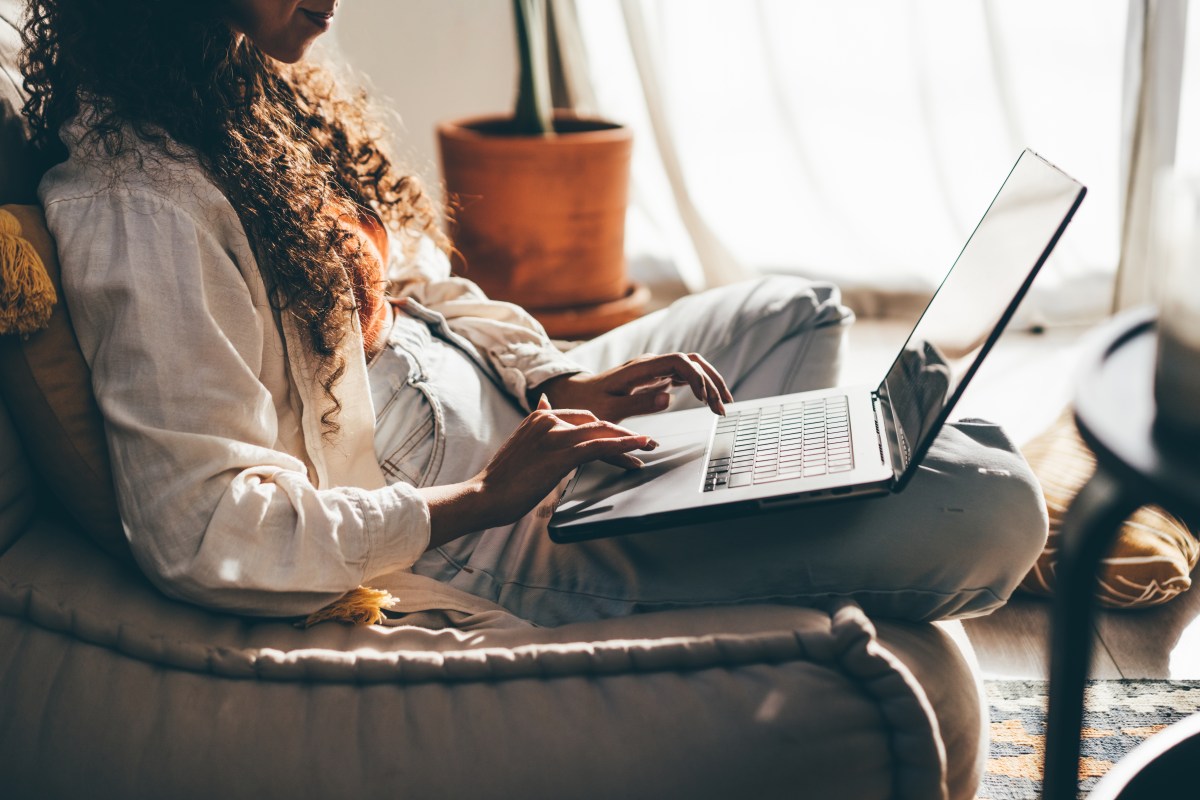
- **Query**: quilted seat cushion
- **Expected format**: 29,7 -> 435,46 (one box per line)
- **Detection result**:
0,519 -> 985,800
0,395 -> 35,551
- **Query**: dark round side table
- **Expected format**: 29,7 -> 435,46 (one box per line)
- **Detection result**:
1042,308 -> 1200,800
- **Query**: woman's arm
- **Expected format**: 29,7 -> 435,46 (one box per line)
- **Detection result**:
48,190 -> 430,616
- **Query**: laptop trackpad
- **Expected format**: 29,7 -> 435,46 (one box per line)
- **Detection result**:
554,430 -> 708,525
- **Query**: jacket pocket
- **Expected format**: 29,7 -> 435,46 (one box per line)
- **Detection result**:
370,349 -> 446,488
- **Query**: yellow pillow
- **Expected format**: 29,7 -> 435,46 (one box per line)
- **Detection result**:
0,204 -> 130,562
1020,409 -> 1198,608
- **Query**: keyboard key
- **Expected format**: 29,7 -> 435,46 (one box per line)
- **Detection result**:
705,398 -> 861,490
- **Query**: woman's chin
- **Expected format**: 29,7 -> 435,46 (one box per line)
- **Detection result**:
259,36 -> 321,64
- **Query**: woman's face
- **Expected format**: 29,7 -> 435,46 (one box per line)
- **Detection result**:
226,0 -> 339,63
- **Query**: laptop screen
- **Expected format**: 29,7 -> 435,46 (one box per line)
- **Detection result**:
876,150 -> 1085,488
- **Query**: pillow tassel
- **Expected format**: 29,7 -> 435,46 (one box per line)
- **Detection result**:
303,585 -> 397,628
0,209 -> 57,336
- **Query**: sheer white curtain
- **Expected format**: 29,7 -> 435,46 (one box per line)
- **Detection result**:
1115,0 -> 1189,310
562,0 -> 1172,325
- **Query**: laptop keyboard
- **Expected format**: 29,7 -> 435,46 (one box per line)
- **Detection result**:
703,396 -> 854,492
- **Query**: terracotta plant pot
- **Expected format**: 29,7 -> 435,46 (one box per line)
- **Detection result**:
437,112 -> 644,338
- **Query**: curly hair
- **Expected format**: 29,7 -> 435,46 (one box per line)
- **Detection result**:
19,0 -> 446,435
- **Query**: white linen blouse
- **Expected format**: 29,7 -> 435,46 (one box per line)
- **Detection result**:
39,120 -> 583,617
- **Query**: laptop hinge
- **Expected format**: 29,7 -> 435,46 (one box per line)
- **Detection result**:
871,392 -> 886,466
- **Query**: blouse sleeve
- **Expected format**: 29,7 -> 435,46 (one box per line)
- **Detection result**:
46,190 -> 430,617
388,234 -> 587,410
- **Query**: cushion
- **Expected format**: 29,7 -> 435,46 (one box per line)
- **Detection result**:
1019,409 -> 1199,608
0,392 -> 35,551
0,203 -> 129,561
0,520 -> 982,799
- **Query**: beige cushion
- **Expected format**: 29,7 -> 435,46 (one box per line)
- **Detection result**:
0,204 -> 129,561
0,393 -> 35,551
0,518 -> 983,800
1020,409 -> 1199,608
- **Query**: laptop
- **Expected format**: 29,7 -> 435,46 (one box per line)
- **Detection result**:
547,149 -> 1086,543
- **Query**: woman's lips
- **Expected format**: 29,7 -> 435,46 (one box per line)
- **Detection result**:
301,9 -> 334,31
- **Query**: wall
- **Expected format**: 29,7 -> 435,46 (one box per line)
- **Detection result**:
332,0 -> 518,193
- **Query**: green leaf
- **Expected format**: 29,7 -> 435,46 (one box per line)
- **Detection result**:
512,0 -> 554,136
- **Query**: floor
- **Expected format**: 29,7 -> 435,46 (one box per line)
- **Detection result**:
843,317 -> 1200,681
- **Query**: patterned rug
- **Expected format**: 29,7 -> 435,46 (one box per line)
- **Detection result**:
979,680 -> 1200,799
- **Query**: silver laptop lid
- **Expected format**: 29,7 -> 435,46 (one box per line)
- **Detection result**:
878,150 -> 1086,490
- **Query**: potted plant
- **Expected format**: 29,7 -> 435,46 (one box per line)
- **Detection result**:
436,0 -> 647,339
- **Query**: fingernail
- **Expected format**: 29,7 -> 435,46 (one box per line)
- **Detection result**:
629,457 -> 645,469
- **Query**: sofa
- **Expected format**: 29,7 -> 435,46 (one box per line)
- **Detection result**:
0,4 -> 989,797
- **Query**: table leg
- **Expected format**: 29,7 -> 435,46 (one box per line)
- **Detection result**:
1042,466 -> 1141,800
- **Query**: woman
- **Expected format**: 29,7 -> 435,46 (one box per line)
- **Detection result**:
21,0 -> 1047,625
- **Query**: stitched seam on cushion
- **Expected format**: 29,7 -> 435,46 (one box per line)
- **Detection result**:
454,564 -> 1007,608
0,573 -> 863,685
831,614 -> 947,800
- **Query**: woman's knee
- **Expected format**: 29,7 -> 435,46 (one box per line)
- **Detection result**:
727,275 -> 853,338
967,447 -> 1049,606
902,422 -> 1049,619
695,277 -> 852,392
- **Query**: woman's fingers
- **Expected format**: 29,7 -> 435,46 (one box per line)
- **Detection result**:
628,376 -> 673,394
608,389 -> 672,420
574,435 -> 654,467
688,352 -> 734,403
651,353 -> 725,415
555,419 -> 656,470
601,452 -> 646,470
609,353 -> 721,412
545,408 -> 601,426
606,355 -> 691,393
532,410 -> 658,451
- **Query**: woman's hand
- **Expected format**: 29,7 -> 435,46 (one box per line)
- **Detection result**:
537,352 -> 734,422
421,396 -> 658,546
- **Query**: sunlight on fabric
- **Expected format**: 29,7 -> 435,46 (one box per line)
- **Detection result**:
1174,8 -> 1200,179
219,559 -> 242,582
754,688 -> 787,723
576,0 -> 1125,323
